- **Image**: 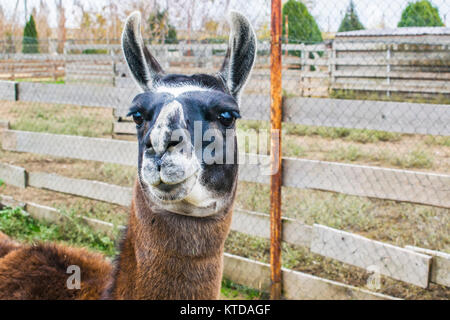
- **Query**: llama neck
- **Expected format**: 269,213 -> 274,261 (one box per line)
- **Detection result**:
104,180 -> 233,300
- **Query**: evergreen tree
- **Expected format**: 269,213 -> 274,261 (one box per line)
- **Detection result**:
398,0 -> 444,27
282,0 -> 322,44
148,10 -> 178,44
22,15 -> 39,53
338,0 -> 365,32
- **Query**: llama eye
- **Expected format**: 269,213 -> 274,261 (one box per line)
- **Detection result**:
132,112 -> 144,126
218,111 -> 238,128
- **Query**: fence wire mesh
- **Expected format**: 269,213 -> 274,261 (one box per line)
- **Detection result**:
0,0 -> 449,300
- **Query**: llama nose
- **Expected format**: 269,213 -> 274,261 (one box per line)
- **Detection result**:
149,128 -> 184,156
149,100 -> 186,156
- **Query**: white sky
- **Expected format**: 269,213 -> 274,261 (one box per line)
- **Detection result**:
1,0 -> 449,32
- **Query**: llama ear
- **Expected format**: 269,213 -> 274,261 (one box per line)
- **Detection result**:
219,11 -> 257,101
122,12 -> 164,91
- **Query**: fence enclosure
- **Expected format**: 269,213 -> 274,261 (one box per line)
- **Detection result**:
2,29 -> 449,98
0,77 -> 449,298
0,0 -> 449,300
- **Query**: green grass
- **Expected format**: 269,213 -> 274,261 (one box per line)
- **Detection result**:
8,102 -> 113,137
54,200 -> 128,226
0,206 -> 117,256
221,279 -> 268,300
424,136 -> 450,147
240,120 -> 402,144
327,146 -> 364,162
391,149 -> 434,169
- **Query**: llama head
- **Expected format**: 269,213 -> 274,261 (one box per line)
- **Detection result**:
122,11 -> 256,217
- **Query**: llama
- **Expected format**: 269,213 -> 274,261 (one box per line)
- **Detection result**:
0,11 -> 256,300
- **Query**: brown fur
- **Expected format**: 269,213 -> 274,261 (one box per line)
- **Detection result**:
0,232 -> 20,258
0,239 -> 111,300
0,178 -> 234,300
102,180 -> 234,299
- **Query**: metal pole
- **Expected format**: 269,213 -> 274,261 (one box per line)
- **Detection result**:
270,0 -> 283,301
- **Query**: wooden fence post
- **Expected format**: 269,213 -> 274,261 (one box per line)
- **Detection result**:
270,0 -> 283,300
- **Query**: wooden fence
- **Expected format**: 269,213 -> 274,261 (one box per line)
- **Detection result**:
2,129 -> 449,208
0,196 -> 398,301
0,80 -> 449,298
0,59 -> 64,81
1,81 -> 449,136
331,42 -> 450,96
0,162 -> 448,294
2,40 -> 448,97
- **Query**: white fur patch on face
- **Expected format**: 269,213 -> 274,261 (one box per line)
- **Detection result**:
155,85 -> 209,97
184,182 -> 216,208
150,100 -> 185,155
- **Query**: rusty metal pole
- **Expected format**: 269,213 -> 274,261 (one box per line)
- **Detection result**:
270,0 -> 283,300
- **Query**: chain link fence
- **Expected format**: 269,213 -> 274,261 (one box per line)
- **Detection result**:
0,0 -> 449,300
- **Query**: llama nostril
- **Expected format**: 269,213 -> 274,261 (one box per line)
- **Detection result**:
167,139 -> 180,150
146,139 -> 153,149
155,156 -> 162,171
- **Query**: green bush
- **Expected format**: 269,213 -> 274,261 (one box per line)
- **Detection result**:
82,49 -> 108,54
282,0 -> 323,44
398,0 -> 444,27
148,9 -> 178,44
22,15 -> 39,54
338,0 -> 365,32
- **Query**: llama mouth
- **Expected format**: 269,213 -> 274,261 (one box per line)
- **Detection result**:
148,173 -> 197,202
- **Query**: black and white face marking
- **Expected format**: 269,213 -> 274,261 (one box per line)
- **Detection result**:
122,11 -> 256,217
128,86 -> 241,217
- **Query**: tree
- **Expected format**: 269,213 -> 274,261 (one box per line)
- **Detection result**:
22,14 -> 39,53
398,0 -> 444,27
282,0 -> 322,44
148,9 -> 177,44
338,0 -> 365,32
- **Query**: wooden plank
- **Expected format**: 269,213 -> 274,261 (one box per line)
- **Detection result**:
223,253 -> 398,300
2,130 -> 137,166
0,163 -> 26,188
332,82 -> 450,94
0,195 -> 25,209
283,97 -> 450,136
334,70 -> 450,80
335,57 -> 450,66
27,172 -> 132,206
26,202 -> 122,237
0,81 -> 17,101
334,42 -> 449,51
335,77 -> 449,89
18,82 -> 140,108
282,157 -> 450,208
281,267 -> 399,300
26,202 -> 66,224
311,224 -> 432,288
231,209 -> 312,248
3,131 -> 449,207
405,246 -> 450,287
